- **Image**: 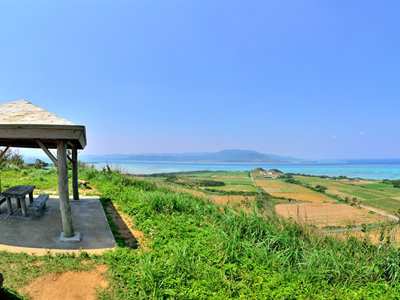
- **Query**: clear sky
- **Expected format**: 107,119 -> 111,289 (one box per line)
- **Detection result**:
1,1 -> 399,159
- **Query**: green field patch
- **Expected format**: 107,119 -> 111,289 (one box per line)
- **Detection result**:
363,198 -> 400,214
360,183 -> 392,189
219,178 -> 253,185
278,186 -> 300,193
210,184 -> 258,193
358,188 -> 395,199
186,172 -> 216,177
339,190 -> 381,200
214,171 -> 249,177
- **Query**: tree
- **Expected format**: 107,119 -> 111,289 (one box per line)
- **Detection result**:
0,148 -> 24,168
393,180 -> 400,188
315,185 -> 328,193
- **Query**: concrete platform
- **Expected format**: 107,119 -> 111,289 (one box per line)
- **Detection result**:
0,196 -> 116,254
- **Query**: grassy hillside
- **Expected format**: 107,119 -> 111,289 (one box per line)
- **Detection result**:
2,166 -> 400,298
84,167 -> 400,298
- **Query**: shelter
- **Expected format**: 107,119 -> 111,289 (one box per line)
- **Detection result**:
0,100 -> 87,239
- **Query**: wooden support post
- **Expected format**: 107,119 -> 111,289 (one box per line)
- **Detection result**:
72,146 -> 79,200
57,140 -> 75,238
36,139 -> 58,166
0,146 -> 10,160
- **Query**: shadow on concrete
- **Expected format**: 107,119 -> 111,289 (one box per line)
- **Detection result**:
0,197 -> 116,252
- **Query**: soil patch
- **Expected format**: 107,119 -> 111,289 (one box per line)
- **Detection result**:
276,203 -> 385,228
212,195 -> 254,205
105,202 -> 148,249
20,265 -> 108,300
270,192 -> 334,202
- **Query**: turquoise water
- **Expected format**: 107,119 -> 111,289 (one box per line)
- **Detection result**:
80,158 -> 400,180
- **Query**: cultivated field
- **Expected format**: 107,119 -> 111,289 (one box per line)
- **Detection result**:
295,177 -> 400,214
208,184 -> 257,193
211,195 -> 255,206
275,203 -> 387,228
255,180 -> 335,202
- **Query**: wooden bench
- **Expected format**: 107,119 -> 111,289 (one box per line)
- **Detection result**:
78,180 -> 90,187
28,194 -> 49,217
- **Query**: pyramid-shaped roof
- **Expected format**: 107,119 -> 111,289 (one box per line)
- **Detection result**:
0,100 -> 86,149
0,100 -> 75,125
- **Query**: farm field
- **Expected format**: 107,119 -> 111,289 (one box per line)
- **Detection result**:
255,179 -> 335,202
207,184 -> 258,193
294,176 -> 400,214
218,177 -> 253,185
154,170 -> 400,219
211,195 -> 255,206
187,171 -> 249,178
329,224 -> 400,247
275,203 -> 388,228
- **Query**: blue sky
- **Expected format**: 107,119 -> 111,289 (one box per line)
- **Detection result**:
1,1 -> 399,159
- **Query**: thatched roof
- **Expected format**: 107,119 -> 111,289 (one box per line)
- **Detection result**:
0,100 -> 86,149
0,100 -> 75,125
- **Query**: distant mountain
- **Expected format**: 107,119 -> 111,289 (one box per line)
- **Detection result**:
80,153 -> 136,160
81,150 -> 303,163
126,149 -> 293,163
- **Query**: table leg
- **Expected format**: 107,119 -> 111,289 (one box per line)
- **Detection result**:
20,197 -> 28,217
17,198 -> 21,208
6,197 -> 12,215
29,192 -> 34,204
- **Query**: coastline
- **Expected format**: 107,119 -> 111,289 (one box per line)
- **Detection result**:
81,159 -> 400,180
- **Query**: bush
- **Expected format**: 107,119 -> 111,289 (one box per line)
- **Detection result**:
198,180 -> 225,187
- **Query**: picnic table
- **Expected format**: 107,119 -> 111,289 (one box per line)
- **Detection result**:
1,185 -> 36,217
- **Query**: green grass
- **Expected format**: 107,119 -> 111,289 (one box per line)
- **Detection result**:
0,250 -> 104,299
82,168 -> 400,299
1,168 -> 60,193
363,198 -> 400,214
2,167 -> 400,299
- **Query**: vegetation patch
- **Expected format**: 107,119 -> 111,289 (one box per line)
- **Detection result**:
2,163 -> 400,298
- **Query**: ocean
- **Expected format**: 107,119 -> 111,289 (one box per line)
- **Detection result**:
78,158 -> 400,180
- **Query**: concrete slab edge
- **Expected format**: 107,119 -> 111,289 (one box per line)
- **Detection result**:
0,244 -> 116,255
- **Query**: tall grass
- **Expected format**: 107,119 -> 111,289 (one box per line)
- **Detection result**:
80,167 -> 400,299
